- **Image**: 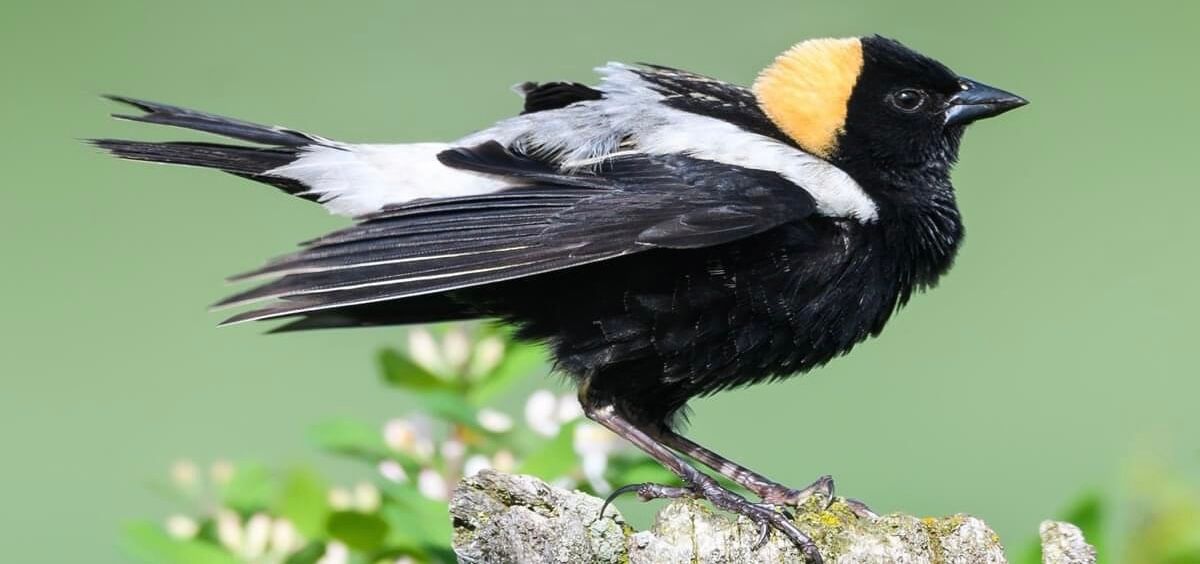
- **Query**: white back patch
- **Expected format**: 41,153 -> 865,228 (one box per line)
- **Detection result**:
467,63 -> 878,222
267,63 -> 877,222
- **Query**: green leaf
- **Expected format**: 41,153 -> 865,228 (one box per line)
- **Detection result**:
1016,536 -> 1043,564
1060,491 -> 1106,559
382,484 -> 454,550
327,510 -> 389,553
608,457 -> 678,487
418,390 -> 484,432
516,420 -> 580,479
378,348 -> 452,392
283,541 -> 327,564
274,467 -> 330,538
221,463 -> 276,513
468,340 -> 546,405
309,418 -> 391,461
121,521 -> 240,564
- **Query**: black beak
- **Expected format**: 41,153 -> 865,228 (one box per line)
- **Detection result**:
944,78 -> 1028,127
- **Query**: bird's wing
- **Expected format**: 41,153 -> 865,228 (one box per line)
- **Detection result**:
217,142 -> 816,325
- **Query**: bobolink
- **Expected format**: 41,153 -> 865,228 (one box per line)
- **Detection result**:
95,35 -> 1025,562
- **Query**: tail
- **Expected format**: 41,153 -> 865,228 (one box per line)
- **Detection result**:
90,95 -> 333,201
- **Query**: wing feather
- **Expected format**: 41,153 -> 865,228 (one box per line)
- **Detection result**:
219,142 -> 816,325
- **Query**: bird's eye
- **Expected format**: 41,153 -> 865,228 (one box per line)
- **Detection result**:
889,89 -> 927,113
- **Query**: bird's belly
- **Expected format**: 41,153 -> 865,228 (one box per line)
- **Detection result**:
479,226 -> 894,421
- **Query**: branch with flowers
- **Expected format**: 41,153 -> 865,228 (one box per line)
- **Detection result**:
123,324 -> 673,564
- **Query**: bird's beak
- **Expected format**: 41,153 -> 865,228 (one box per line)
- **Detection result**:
944,78 -> 1028,127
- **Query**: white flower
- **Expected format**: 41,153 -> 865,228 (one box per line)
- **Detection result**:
353,481 -> 381,512
441,438 -> 466,462
407,328 -> 442,372
462,454 -> 491,477
573,422 -> 619,458
327,487 -> 353,510
442,326 -> 472,371
492,450 -> 517,473
556,394 -> 583,423
169,460 -> 198,489
383,419 -> 416,452
383,416 -> 435,459
574,423 -> 620,493
269,518 -> 303,555
470,336 -> 506,376
377,460 -> 408,483
477,408 -> 514,433
242,513 -> 271,559
551,476 -> 576,489
417,468 -> 449,501
210,460 -> 235,486
214,509 -> 243,553
525,389 -> 561,437
165,515 -> 198,539
316,541 -> 349,564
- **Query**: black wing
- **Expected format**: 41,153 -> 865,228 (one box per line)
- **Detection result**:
632,64 -> 790,144
217,142 -> 816,325
515,81 -> 604,114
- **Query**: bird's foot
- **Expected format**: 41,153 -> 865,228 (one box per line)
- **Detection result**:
602,474 -> 823,563
756,474 -> 877,519
757,474 -> 836,508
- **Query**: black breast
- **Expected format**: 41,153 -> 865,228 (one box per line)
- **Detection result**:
470,218 -> 923,426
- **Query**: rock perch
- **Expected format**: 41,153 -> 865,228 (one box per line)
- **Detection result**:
449,470 -> 1095,563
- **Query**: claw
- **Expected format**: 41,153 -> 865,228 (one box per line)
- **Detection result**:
599,482 -> 646,518
844,497 -> 879,519
751,519 -> 771,549
600,482 -> 696,518
690,477 -> 822,562
817,475 -> 837,510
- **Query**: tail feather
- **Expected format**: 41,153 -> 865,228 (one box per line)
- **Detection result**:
103,95 -> 325,147
94,95 -> 517,217
93,95 -> 336,200
89,139 -> 316,200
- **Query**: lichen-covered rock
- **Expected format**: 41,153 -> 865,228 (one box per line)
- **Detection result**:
449,470 -> 1090,564
1039,521 -> 1097,564
449,470 -> 629,563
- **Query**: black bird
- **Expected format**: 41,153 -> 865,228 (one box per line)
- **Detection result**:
94,35 -> 1026,561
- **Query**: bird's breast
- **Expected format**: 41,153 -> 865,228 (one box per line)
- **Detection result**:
494,220 -> 907,410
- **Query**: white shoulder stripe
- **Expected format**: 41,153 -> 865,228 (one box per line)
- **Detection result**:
636,108 -> 878,221
475,63 -> 878,222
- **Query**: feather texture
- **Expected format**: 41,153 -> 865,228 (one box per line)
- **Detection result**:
217,142 -> 816,325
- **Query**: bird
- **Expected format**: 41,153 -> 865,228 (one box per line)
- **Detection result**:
93,35 -> 1026,562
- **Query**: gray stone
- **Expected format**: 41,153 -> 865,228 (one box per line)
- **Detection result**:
1039,521 -> 1097,564
449,470 -> 1094,563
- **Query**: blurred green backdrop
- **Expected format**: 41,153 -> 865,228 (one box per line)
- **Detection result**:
3,0 -> 1198,561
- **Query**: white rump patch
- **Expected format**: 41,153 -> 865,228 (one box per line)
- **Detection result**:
265,143 -> 518,217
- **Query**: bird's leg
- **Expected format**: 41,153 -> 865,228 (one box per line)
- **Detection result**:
658,430 -> 834,507
659,430 -> 876,518
582,400 -> 823,563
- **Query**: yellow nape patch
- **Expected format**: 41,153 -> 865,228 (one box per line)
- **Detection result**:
753,38 -> 864,158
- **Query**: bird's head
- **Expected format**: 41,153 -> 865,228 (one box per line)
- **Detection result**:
753,35 -> 1026,195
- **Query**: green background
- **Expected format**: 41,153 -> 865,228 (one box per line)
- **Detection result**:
3,0 -> 1197,561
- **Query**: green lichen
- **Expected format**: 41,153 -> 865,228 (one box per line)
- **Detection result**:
920,513 -> 969,564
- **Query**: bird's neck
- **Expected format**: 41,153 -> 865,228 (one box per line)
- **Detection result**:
870,181 -> 964,306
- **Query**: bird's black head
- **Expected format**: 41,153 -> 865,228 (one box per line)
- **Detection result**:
754,35 -> 1026,200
